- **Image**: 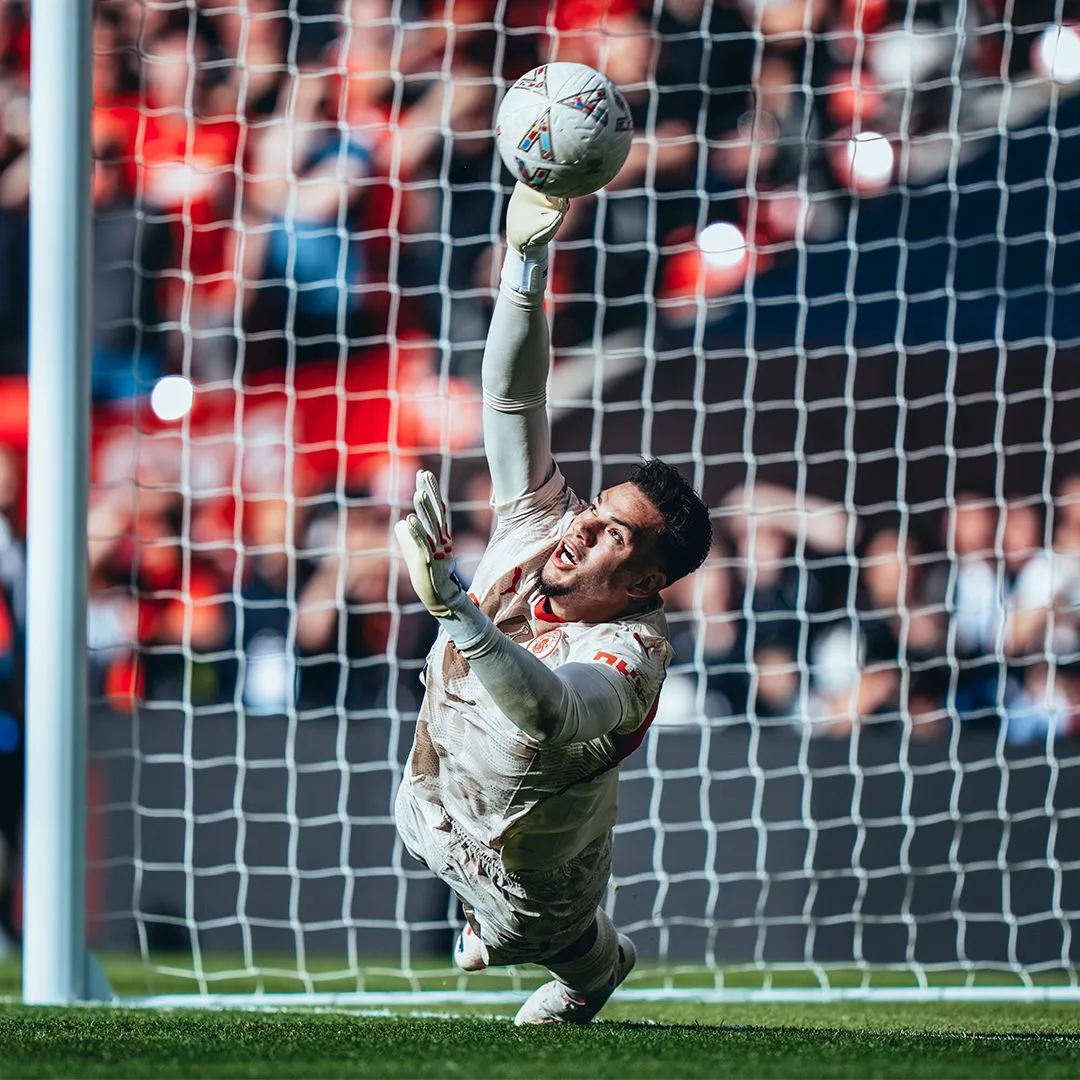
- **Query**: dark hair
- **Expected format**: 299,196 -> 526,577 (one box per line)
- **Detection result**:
627,458 -> 712,585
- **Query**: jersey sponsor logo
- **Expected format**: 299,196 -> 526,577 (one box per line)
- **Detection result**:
527,629 -> 564,660
593,650 -> 639,682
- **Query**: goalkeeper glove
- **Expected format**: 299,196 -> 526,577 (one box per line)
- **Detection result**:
502,182 -> 568,298
394,470 -> 490,648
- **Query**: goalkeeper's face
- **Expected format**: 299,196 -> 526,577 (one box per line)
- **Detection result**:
539,483 -> 667,621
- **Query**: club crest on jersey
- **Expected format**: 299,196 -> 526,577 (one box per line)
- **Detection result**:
527,629 -> 564,660
558,87 -> 607,123
513,66 -> 547,93
517,109 -> 554,161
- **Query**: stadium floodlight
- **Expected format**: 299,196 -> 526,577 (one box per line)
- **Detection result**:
1034,25 -> 1080,85
24,1 -> 1080,1010
698,222 -> 748,271
846,132 -> 895,192
150,376 -> 195,423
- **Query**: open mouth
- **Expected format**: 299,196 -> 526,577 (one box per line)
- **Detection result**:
553,539 -> 580,569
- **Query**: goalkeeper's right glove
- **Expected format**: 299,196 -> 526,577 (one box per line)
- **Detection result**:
502,182 -> 568,299
394,469 -> 492,651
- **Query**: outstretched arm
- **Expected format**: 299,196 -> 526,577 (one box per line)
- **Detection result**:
482,184 -> 567,507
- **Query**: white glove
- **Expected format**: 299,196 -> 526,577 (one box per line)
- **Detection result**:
506,182 -> 568,255
394,470 -> 466,619
502,182 -> 568,297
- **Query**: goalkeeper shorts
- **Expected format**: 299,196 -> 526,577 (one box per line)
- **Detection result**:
394,780 -> 611,964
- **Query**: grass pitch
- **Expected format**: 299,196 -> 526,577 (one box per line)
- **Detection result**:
3,958 -> 1080,1078
3,1002 -> 1080,1079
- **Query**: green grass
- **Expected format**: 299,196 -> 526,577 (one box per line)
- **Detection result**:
2,1003 -> 1080,1079
3,956 -> 1080,1078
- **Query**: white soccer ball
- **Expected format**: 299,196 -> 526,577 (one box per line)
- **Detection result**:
495,62 -> 634,199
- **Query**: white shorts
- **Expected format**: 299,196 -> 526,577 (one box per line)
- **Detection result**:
394,781 -> 611,964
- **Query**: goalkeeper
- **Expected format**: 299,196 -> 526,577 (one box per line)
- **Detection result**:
394,183 -> 711,1025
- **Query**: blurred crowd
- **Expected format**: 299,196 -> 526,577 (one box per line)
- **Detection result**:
0,0 -> 1079,944
0,0 -> 1071,378
662,478 -> 1080,742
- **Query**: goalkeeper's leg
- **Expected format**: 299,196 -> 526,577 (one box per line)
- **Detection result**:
513,907 -> 636,1026
394,784 -> 513,974
395,783 -> 625,989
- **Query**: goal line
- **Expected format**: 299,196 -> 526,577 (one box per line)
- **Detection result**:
105,985 -> 1080,1008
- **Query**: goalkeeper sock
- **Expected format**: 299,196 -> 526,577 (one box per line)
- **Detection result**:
543,909 -> 619,995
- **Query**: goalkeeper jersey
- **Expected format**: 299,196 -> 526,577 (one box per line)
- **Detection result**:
403,464 -> 672,873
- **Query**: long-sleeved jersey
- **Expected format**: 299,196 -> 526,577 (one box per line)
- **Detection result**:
404,463 -> 671,872
400,234 -> 672,874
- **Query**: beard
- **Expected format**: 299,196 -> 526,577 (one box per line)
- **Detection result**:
537,564 -> 573,598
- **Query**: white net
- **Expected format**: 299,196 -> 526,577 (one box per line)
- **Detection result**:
48,0 -> 1080,998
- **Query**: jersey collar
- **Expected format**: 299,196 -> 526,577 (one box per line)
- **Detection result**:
532,595 -> 566,624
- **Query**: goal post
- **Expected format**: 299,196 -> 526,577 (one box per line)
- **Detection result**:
21,0 -> 1080,1006
22,0 -> 98,1005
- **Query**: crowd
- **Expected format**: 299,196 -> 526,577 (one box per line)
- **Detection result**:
0,0 -> 1070,380
0,0 -> 1077,948
662,480 -> 1080,742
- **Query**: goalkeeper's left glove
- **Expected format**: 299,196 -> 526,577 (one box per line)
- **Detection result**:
394,470 -> 491,648
501,182 -> 568,299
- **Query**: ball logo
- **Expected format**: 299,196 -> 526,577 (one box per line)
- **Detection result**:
527,630 -> 564,660
516,160 -> 552,189
558,87 -> 608,123
517,109 -> 554,161
513,66 -> 547,93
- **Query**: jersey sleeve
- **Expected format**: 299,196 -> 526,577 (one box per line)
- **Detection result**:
481,280 -> 555,510
562,623 -> 671,737
451,611 -> 669,747
489,462 -> 580,531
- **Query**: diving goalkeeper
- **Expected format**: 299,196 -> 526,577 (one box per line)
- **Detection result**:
393,183 -> 712,1025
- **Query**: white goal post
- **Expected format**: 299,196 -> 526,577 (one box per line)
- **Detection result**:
23,0 -> 94,1005
21,0 -> 1080,1005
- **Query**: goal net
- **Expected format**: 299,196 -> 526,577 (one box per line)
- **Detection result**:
73,0 -> 1080,1001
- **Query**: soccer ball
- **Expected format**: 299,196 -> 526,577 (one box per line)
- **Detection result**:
495,63 -> 634,199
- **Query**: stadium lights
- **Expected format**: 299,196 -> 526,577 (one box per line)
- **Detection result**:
150,375 -> 195,422
697,221 -> 747,271
870,22 -> 956,90
846,131 -> 895,192
1034,25 -> 1080,85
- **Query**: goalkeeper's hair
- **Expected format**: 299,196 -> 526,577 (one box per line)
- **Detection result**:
627,458 -> 712,586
